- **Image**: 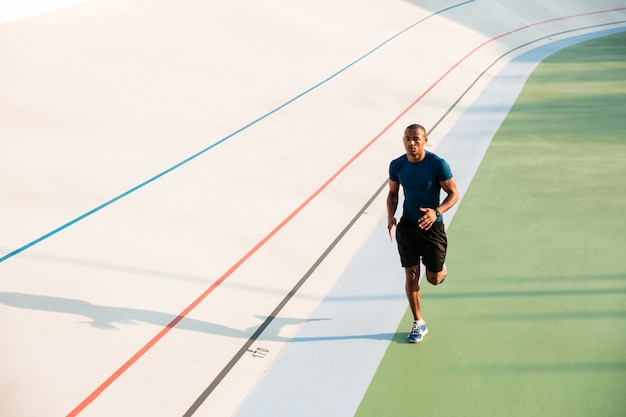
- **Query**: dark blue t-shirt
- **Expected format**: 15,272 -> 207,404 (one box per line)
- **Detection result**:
389,151 -> 453,222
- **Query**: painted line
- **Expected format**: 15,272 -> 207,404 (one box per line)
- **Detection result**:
65,8 -> 626,417
0,0 -> 474,265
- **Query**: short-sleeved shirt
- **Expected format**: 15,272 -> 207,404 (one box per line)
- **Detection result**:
389,151 -> 453,222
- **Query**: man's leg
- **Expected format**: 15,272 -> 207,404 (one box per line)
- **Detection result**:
404,265 -> 421,321
405,265 -> 429,343
425,223 -> 448,285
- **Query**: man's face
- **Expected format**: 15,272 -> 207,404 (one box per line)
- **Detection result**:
403,127 -> 427,158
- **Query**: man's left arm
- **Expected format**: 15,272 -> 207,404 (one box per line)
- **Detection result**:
418,177 -> 460,230
436,177 -> 459,215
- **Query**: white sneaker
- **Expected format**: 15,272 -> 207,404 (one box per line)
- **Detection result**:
408,320 -> 428,343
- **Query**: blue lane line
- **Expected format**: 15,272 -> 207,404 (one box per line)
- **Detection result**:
0,0 -> 475,264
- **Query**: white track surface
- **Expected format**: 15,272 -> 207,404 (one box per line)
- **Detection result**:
1,1 -> 625,416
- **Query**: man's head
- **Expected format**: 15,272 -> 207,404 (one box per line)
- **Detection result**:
403,124 -> 428,161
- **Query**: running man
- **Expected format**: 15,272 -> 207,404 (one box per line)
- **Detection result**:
387,123 -> 459,343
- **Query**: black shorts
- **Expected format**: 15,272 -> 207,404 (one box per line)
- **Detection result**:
396,218 -> 447,272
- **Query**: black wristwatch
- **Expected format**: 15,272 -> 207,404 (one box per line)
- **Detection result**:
435,208 -> 441,217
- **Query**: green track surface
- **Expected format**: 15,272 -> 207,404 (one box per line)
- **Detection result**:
356,31 -> 626,417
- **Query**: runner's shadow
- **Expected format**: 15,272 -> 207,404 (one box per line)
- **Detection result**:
0,292 -> 315,341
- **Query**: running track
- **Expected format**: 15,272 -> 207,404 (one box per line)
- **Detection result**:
1,1 -> 625,416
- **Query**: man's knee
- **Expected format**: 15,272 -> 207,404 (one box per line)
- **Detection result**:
405,265 -> 419,276
404,266 -> 420,285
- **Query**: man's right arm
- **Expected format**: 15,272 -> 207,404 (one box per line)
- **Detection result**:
387,180 -> 399,241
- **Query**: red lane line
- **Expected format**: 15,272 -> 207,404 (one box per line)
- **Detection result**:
66,8 -> 626,416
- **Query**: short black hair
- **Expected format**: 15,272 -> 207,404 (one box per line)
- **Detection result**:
405,123 -> 426,134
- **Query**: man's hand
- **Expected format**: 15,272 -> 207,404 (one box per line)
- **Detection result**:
387,216 -> 397,241
417,207 -> 437,230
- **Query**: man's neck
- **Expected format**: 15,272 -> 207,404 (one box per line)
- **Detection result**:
407,150 -> 426,163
